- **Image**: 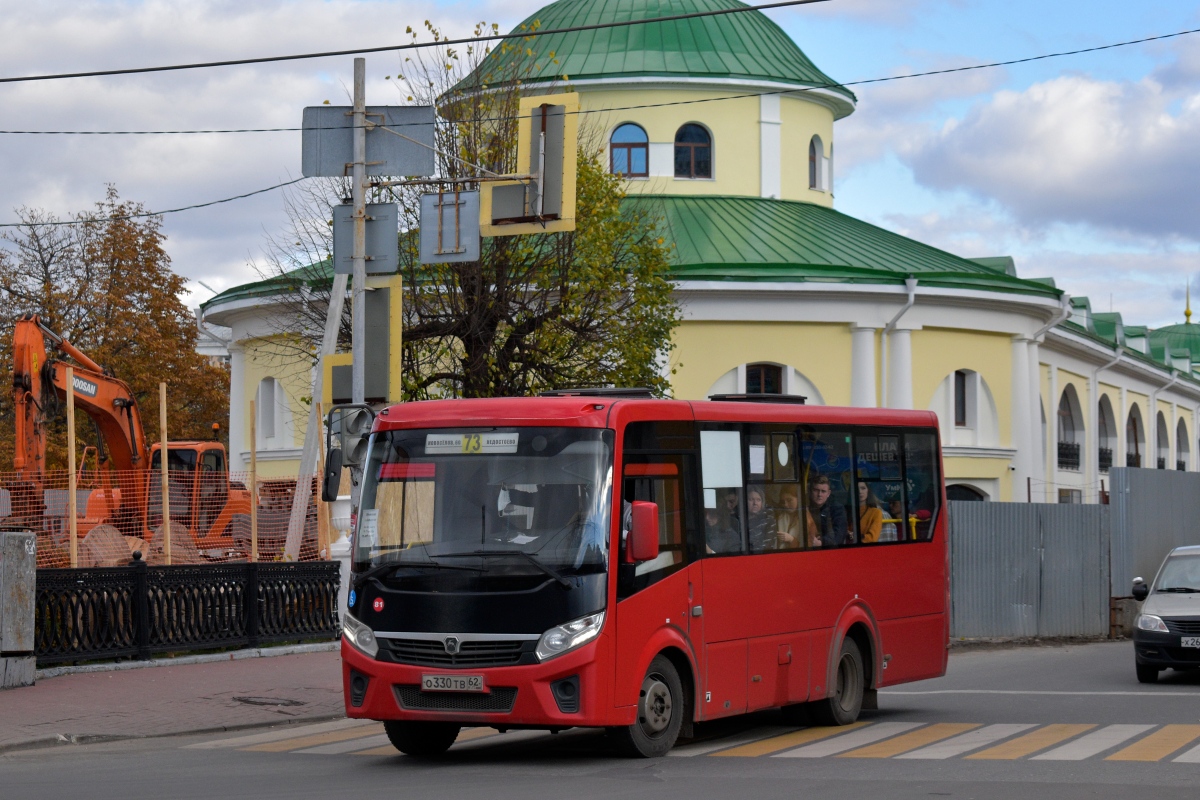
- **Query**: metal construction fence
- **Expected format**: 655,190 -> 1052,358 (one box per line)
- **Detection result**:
34,560 -> 340,666
0,470 -> 330,568
1108,467 -> 1200,596
948,501 -> 1111,638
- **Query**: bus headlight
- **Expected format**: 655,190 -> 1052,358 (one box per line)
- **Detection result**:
343,612 -> 379,658
1136,614 -> 1169,633
536,612 -> 605,662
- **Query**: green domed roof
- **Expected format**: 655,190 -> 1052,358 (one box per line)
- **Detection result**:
1149,321 -> 1200,360
463,0 -> 854,115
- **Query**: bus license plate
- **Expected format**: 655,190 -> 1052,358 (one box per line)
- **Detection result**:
421,674 -> 485,692
1182,637 -> 1200,649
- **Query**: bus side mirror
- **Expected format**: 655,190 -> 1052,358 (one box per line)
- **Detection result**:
627,501 -> 660,563
322,448 -> 343,502
1132,577 -> 1149,601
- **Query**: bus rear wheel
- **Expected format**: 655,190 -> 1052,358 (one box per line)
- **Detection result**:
811,638 -> 865,726
613,655 -> 684,758
383,721 -> 460,756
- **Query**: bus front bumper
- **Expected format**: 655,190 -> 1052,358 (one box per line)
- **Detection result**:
340,638 -> 615,728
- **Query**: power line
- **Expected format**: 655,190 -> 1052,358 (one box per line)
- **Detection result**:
0,0 -> 830,85
3,23 -> 1198,137
0,178 -> 303,228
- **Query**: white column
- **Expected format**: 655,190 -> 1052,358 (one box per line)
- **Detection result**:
850,326 -> 877,407
1028,341 -> 1044,492
759,94 -> 781,199
1047,366 -> 1058,502
1010,338 -> 1032,499
227,343 -> 247,473
886,329 -> 913,409
1172,401 -> 1179,469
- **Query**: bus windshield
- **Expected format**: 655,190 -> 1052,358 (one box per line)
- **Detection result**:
355,427 -> 614,579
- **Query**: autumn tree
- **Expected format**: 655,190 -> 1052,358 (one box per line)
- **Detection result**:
259,21 -> 679,399
0,187 -> 230,471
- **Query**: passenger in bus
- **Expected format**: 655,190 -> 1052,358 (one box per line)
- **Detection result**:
806,475 -> 848,548
721,488 -> 742,536
704,506 -> 740,554
774,484 -> 801,549
745,485 -> 778,552
857,482 -> 884,544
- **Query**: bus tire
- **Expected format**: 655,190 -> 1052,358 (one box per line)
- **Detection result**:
614,655 -> 684,758
1135,663 -> 1159,684
811,637 -> 865,726
383,721 -> 460,756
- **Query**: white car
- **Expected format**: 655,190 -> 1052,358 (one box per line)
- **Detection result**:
1131,545 -> 1200,683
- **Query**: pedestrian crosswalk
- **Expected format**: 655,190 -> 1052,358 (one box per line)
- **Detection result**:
187,719 -> 1200,763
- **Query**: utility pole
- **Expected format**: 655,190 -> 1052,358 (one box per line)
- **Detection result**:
351,57 -> 367,405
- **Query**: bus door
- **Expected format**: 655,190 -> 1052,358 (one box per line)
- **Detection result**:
697,427 -> 813,718
614,454 -> 701,712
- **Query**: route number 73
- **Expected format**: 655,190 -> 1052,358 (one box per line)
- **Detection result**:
461,434 -> 483,453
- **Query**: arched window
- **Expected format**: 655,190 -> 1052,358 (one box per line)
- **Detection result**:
255,377 -> 293,450
1156,411 -> 1170,469
1176,418 -> 1190,471
674,124 -> 711,179
610,123 -> 648,178
1057,386 -> 1083,471
1098,395 -> 1116,473
1126,406 -> 1144,467
808,135 -> 827,191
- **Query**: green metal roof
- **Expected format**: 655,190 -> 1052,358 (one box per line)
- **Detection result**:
458,0 -> 855,111
201,260 -> 332,312
1149,322 -> 1200,361
628,195 -> 1063,297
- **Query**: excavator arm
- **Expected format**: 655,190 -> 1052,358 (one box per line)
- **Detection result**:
11,315 -> 150,476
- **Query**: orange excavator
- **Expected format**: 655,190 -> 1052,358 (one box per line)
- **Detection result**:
8,314 -> 250,552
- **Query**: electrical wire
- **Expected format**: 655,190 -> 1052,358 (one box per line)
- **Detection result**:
0,178 -> 303,228
2,23 -> 1198,137
0,0 -> 830,85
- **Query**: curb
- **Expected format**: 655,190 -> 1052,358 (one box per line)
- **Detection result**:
0,713 -> 347,755
35,641 -> 341,681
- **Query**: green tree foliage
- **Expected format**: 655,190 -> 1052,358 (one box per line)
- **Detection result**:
0,188 -> 230,471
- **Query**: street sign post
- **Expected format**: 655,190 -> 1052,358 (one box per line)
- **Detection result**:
333,203 -> 399,274
301,106 -> 436,178
419,191 -> 480,264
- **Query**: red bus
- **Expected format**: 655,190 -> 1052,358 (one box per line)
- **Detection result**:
337,392 -> 948,757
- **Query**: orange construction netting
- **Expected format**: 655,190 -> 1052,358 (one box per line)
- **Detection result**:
0,469 -> 332,569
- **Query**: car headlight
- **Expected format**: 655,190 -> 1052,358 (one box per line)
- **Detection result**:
1136,614 -> 1169,633
343,612 -> 379,658
536,612 -> 605,662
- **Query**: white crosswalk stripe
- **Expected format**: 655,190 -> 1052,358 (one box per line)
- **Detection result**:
773,722 -> 923,758
667,726 -> 796,757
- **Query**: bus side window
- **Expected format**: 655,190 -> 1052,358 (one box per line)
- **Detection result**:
699,429 -> 746,556
903,432 -> 941,541
619,458 -> 689,598
854,433 -> 903,544
799,430 -> 856,548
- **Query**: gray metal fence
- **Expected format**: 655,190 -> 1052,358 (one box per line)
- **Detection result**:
949,501 -> 1110,638
1109,467 -> 1200,597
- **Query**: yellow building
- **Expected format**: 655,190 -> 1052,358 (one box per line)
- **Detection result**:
202,0 -> 1200,502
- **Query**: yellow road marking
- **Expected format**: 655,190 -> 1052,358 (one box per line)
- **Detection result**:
966,724 -> 1095,760
246,724 -> 385,752
838,723 -> 981,758
1107,725 -> 1200,762
350,726 -> 498,757
712,722 -> 871,757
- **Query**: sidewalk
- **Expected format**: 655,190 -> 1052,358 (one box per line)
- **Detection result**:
0,648 -> 345,752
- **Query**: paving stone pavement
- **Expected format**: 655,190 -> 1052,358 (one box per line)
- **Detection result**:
0,650 -> 344,752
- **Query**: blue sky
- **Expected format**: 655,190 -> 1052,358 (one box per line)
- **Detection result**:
1,0 -> 1198,326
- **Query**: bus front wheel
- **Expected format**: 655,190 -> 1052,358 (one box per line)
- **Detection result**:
613,655 -> 684,758
383,721 -> 460,756
811,638 -> 865,726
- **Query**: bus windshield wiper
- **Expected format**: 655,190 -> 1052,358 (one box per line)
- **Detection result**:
354,559 -> 484,588
440,550 -> 572,588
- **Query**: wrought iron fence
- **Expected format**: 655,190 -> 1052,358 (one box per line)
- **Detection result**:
1158,457 -> 1167,470
1177,460 -> 1187,472
34,560 -> 339,666
1127,452 -> 1141,467
1098,448 -> 1113,473
1057,441 -> 1081,471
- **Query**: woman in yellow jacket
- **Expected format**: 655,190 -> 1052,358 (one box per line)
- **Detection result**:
857,481 -> 884,544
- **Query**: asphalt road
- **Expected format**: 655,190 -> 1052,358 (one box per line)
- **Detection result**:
3,640 -> 1199,800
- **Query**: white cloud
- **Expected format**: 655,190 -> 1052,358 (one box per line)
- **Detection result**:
902,70 -> 1200,240
0,0 -> 547,300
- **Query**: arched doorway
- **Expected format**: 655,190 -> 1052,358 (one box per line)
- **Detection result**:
1126,405 -> 1145,467
1097,395 -> 1116,473
1057,385 -> 1084,471
1156,411 -> 1170,469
